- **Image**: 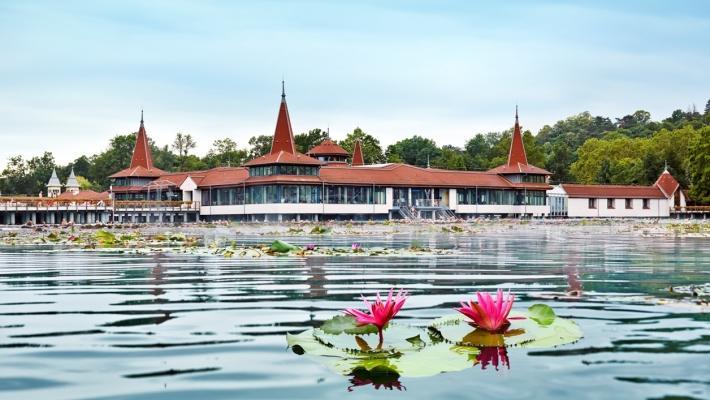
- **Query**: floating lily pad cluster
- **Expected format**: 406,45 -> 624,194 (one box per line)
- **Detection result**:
287,304 -> 582,380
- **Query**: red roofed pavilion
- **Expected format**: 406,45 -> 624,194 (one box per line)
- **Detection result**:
488,107 -> 551,178
109,111 -> 165,179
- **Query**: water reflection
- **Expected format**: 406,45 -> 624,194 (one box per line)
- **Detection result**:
0,230 -> 708,400
475,346 -> 510,370
347,365 -> 406,392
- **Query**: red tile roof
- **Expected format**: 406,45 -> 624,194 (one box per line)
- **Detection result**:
488,162 -> 551,175
654,170 -> 679,198
195,167 -> 249,187
508,107 -> 527,166
270,85 -> 296,154
109,113 -> 165,178
56,190 -> 110,201
306,139 -> 349,156
319,164 -> 530,188
351,140 -> 365,166
560,184 -> 666,199
488,108 -> 551,176
109,165 -> 165,178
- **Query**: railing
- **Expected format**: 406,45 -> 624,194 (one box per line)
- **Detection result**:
0,197 -> 108,210
673,206 -> 710,213
113,201 -> 200,211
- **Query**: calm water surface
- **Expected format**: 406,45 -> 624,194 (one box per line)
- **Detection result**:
0,228 -> 708,400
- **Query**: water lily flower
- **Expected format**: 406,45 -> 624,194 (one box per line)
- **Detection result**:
344,288 -> 408,347
351,243 -> 362,251
304,243 -> 316,251
456,289 -> 520,333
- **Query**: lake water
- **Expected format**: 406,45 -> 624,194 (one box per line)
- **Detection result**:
0,228 -> 708,400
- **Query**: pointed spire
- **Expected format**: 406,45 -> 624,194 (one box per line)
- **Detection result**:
66,167 -> 79,189
507,106 -> 528,166
352,140 -> 365,166
270,81 -> 296,154
46,168 -> 61,187
130,110 -> 155,169
427,154 -> 430,169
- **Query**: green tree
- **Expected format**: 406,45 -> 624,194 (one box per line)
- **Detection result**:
463,133 -> 492,171
172,133 -> 197,171
0,152 -> 57,196
385,135 -> 440,167
204,138 -> 248,168
432,145 -> 466,170
545,141 -> 574,183
248,135 -> 272,159
687,126 -> 710,203
339,128 -> 386,164
295,128 -> 329,154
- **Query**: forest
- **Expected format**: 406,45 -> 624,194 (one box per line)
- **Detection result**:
1,100 -> 709,203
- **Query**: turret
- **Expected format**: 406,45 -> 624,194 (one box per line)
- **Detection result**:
46,168 -> 61,198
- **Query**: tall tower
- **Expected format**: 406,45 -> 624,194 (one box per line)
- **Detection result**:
46,168 -> 62,198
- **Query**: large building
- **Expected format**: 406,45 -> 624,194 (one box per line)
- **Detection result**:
548,168 -> 686,218
109,85 -> 552,221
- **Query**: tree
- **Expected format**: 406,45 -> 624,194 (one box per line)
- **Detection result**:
205,138 -> 247,168
432,145 -> 466,170
385,135 -> 440,167
705,99 -> 710,115
248,135 -> 272,159
0,152 -> 57,196
687,126 -> 710,203
545,141 -> 574,183
295,128 -> 329,154
339,128 -> 386,164
463,134 -> 492,171
172,133 -> 197,171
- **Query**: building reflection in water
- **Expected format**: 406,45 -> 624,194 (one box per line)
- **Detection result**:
305,256 -> 327,299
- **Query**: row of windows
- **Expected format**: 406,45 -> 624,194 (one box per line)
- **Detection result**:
457,189 -> 547,206
202,185 -> 386,205
505,174 -> 548,183
589,198 -> 650,209
111,178 -> 155,187
249,165 -> 319,177
114,191 -> 182,201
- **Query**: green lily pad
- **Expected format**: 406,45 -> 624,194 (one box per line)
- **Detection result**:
320,315 -> 378,335
428,311 -> 582,349
287,329 -> 475,378
528,304 -> 556,326
270,239 -> 299,253
314,323 -> 421,354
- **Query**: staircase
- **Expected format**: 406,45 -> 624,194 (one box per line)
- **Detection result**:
398,205 -> 417,220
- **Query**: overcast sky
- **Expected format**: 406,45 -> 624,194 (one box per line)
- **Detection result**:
1,0 -> 708,167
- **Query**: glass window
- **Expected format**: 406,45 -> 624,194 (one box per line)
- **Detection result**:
589,198 -> 597,209
625,199 -> 633,209
643,199 -> 650,209
607,198 -> 615,209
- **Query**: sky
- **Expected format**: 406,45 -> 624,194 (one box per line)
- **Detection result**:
1,0 -> 709,168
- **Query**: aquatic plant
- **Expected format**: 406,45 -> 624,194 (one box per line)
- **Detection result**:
343,289 -> 408,348
304,243 -> 316,251
351,243 -> 363,252
456,289 -> 520,333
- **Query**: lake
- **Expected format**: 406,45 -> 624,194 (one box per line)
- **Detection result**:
0,226 -> 708,399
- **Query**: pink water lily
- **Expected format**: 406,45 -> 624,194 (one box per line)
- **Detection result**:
456,289 -> 521,333
344,288 -> 408,347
